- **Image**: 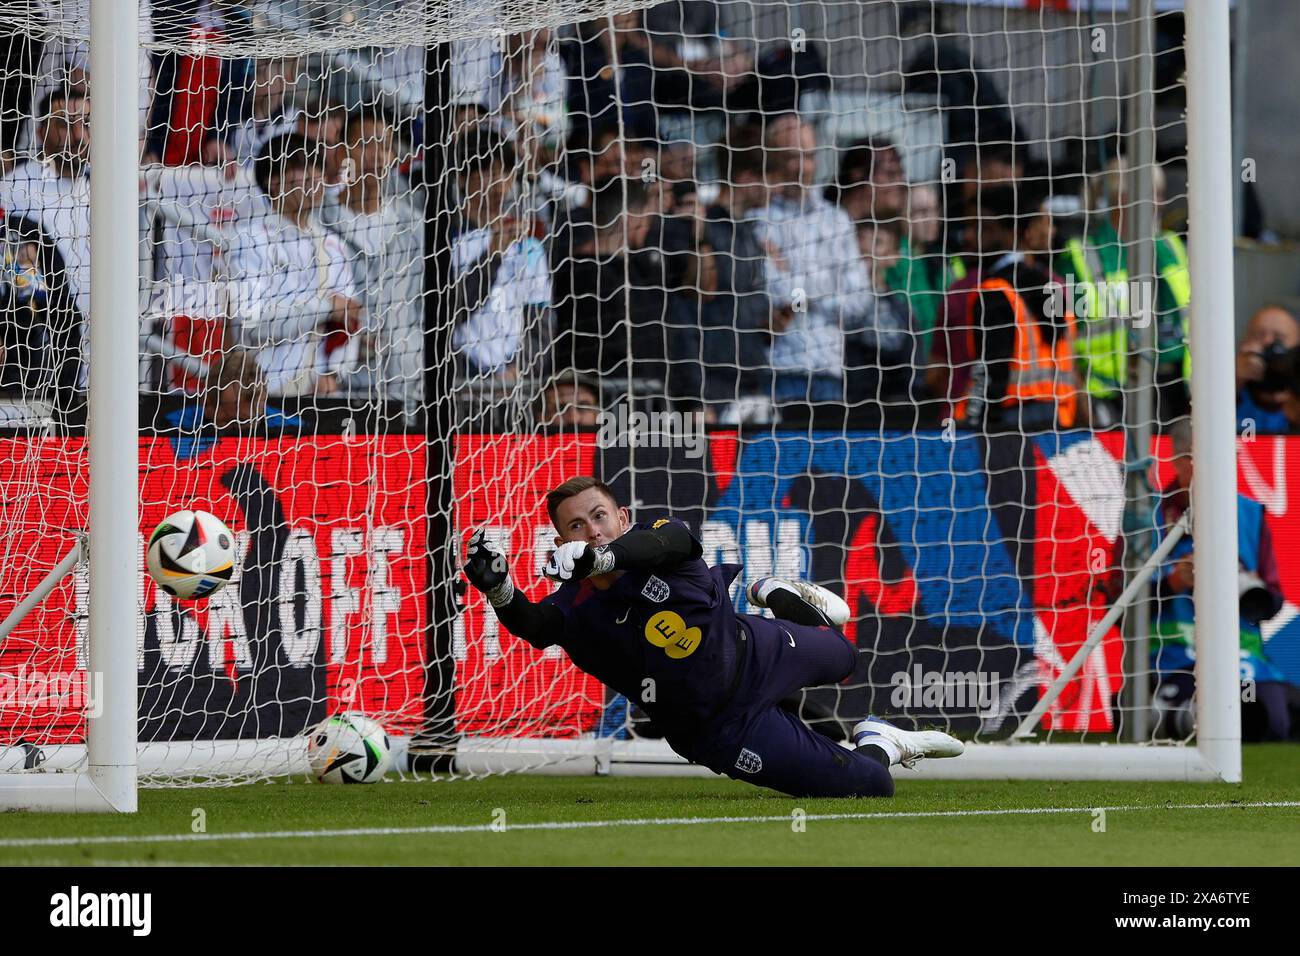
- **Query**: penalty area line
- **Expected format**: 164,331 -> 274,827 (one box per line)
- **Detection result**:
0,800 -> 1297,848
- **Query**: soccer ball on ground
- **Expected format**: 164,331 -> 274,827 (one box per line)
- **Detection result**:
146,509 -> 236,600
307,713 -> 393,784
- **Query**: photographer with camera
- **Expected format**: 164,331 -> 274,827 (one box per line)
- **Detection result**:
1236,304 -> 1300,433
1151,419 -> 1292,742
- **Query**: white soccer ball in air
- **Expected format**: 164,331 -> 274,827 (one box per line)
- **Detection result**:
145,509 -> 236,600
307,713 -> 393,785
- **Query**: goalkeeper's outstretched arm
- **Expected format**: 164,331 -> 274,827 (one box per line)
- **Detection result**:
491,588 -> 563,650
462,529 -> 562,650
544,519 -> 703,581
462,522 -> 703,649
599,520 -> 704,572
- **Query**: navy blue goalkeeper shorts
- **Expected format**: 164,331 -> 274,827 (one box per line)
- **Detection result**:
667,613 -> 895,799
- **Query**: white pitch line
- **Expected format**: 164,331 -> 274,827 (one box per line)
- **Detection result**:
0,800 -> 1297,849
83,859 -> 256,868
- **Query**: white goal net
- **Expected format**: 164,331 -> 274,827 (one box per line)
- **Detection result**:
0,0 -> 1251,796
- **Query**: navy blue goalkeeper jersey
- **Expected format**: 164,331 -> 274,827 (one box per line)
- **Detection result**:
540,518 -> 744,736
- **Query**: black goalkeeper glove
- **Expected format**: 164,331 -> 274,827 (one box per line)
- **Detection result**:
464,529 -> 512,604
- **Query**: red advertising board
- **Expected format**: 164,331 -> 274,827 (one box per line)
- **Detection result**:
5,430 -> 1295,752
0,435 -> 428,744
451,434 -> 606,737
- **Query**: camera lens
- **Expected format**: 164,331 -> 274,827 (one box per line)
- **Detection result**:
1256,341 -> 1298,393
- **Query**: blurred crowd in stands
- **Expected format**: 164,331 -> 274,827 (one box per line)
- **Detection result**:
0,0 -> 1293,438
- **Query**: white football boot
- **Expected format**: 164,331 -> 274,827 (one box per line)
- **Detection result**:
851,716 -> 964,769
746,576 -> 851,628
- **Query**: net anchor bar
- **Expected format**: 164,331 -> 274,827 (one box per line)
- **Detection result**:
0,534 -> 85,647
1012,512 -> 1190,740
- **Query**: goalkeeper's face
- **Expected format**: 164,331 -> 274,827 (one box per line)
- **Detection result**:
552,488 -> 630,549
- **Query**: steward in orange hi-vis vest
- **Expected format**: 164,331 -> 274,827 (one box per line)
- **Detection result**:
955,275 -> 1078,429
956,182 -> 1080,432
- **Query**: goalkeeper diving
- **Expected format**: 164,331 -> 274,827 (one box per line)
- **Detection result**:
463,476 -> 963,797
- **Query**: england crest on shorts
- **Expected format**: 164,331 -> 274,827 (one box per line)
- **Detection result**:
734,748 -> 762,774
640,575 -> 670,603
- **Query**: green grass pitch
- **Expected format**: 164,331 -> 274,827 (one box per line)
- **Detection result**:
1,745 -> 1297,866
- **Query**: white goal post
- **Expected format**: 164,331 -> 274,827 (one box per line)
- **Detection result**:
0,0 -> 1242,812
1,0 -> 144,813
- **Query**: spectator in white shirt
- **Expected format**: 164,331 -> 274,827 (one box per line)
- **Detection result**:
226,132 -> 362,397
1,86 -> 90,312
750,113 -> 875,404
21,0 -> 153,157
319,109 -> 424,409
0,86 -> 91,393
454,31 -> 567,149
223,57 -> 301,168
450,125 -> 551,383
296,92 -> 347,184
